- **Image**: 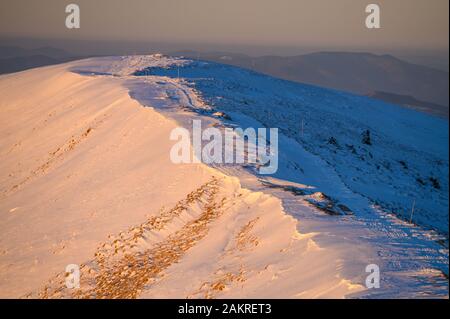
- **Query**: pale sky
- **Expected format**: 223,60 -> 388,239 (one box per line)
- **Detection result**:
0,0 -> 448,52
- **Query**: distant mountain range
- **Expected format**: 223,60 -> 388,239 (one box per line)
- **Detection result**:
0,46 -> 83,75
367,91 -> 448,118
0,46 -> 70,59
1,46 -> 448,119
172,51 -> 449,118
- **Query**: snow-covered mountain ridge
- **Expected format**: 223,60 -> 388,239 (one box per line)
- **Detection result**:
135,58 -> 449,237
0,55 -> 448,298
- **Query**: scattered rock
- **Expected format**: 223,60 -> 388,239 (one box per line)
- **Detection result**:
212,111 -> 231,120
261,180 -> 309,196
398,160 -> 408,169
346,144 -> 357,154
361,129 -> 372,145
327,136 -> 339,147
416,177 -> 426,186
429,177 -> 441,189
306,192 -> 354,216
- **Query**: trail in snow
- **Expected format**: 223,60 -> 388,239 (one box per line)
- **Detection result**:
138,59 -> 449,238
1,56 -> 365,299
1,55 -> 446,298
107,55 -> 448,298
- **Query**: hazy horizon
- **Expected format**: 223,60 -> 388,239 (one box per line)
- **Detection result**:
1,36 -> 448,72
1,0 -> 448,51
1,0 -> 448,70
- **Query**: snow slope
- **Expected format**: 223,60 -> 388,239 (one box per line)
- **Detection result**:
137,60 -> 449,237
0,57 -> 368,298
0,55 -> 447,298
130,56 -> 449,297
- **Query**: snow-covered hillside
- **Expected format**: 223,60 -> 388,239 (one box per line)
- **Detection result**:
136,60 -> 449,237
130,56 -> 449,297
0,57 -> 367,298
0,55 -> 448,298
